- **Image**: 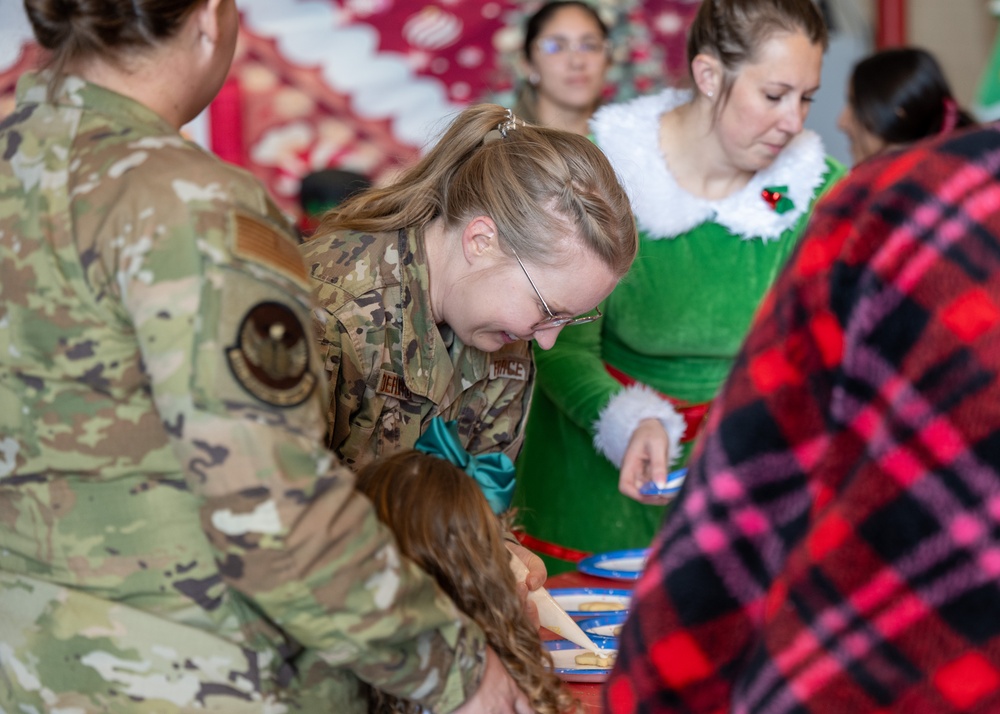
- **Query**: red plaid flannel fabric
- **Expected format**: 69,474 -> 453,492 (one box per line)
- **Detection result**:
607,126 -> 1000,713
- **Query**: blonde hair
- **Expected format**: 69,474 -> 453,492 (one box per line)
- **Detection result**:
355,450 -> 578,714
319,103 -> 637,277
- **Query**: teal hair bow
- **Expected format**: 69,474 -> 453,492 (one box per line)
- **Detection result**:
414,417 -> 515,514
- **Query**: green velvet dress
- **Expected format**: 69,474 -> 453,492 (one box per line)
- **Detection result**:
513,89 -> 846,573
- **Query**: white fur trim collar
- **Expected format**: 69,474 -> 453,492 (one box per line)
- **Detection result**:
591,88 -> 829,241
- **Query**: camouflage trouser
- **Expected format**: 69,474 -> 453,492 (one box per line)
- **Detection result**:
0,572 -> 366,713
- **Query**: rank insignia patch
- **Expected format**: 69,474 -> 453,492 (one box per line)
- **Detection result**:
227,302 -> 317,407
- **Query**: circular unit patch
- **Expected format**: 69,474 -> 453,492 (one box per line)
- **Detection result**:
226,301 -> 317,407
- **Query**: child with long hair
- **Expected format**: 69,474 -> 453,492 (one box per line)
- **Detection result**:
355,449 -> 577,714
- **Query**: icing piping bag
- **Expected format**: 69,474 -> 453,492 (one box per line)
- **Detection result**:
509,552 -> 605,654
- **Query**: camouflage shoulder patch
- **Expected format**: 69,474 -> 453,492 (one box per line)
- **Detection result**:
375,369 -> 413,401
233,212 -> 310,291
489,356 -> 529,382
226,301 -> 317,407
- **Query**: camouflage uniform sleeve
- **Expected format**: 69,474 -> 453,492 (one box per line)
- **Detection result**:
92,148 -> 484,709
298,232 -> 388,468
466,344 -> 536,462
314,289 -> 376,466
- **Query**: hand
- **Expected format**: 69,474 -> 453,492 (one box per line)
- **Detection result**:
505,541 -> 546,590
618,418 -> 675,505
505,540 -> 546,629
450,646 -> 532,714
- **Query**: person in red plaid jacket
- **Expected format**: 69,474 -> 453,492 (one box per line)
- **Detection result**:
607,122 -> 1000,712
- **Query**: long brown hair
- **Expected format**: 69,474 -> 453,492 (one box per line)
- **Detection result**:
318,103 -> 637,277
355,450 -> 578,714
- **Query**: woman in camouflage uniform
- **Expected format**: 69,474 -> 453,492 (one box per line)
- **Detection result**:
299,106 -> 643,474
299,104 -> 652,598
0,1 -> 533,712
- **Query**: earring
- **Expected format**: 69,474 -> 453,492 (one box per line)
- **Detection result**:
706,90 -> 714,98
529,72 -> 540,86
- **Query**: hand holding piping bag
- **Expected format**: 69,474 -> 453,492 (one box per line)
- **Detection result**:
509,552 -> 604,654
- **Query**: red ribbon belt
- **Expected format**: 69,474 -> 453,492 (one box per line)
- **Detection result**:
604,363 -> 710,444
514,531 -> 592,564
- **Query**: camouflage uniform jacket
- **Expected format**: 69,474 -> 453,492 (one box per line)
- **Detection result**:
299,227 -> 534,470
0,73 -> 485,713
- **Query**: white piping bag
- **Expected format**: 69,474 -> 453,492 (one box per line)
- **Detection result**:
509,552 -> 604,654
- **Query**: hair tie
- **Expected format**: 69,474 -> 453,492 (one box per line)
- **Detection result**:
940,97 -> 960,135
414,417 -> 515,514
484,108 -> 521,145
498,108 -> 520,137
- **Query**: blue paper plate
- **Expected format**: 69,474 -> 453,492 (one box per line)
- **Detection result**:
546,587 -> 632,617
544,639 -> 617,683
576,611 -> 628,648
638,467 -> 688,497
577,548 -> 649,581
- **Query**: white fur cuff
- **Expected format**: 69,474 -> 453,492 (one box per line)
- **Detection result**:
592,384 -> 686,469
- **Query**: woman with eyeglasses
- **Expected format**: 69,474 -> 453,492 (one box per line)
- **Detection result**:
513,0 -> 847,575
512,1 -> 612,135
298,104 -> 642,589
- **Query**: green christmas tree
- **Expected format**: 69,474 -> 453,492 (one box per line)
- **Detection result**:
974,0 -> 1000,121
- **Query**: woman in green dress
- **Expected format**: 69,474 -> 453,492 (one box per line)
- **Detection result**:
515,0 -> 847,573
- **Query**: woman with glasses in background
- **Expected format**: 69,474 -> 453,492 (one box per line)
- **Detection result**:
513,1 -> 612,135
514,0 -> 846,574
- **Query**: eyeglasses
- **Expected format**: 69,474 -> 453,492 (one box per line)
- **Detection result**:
535,36 -> 610,57
509,245 -> 602,331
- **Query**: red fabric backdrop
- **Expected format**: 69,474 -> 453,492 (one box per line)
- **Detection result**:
1,0 -> 701,222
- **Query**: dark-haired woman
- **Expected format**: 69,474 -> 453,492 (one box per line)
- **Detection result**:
838,46 -> 976,165
513,1 -> 611,135
0,1 -> 532,711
